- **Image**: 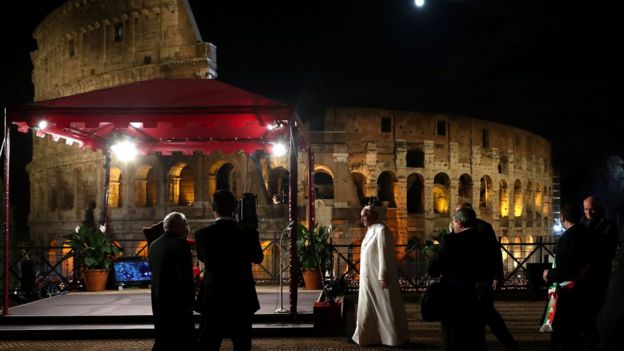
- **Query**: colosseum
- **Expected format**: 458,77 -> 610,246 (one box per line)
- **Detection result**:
25,0 -> 554,281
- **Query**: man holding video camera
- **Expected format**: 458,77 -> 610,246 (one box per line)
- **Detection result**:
195,190 -> 264,351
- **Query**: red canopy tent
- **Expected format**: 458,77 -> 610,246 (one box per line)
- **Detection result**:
3,79 -> 315,316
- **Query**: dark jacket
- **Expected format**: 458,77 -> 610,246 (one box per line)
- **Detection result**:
195,219 -> 263,315
476,219 -> 504,282
583,216 -> 619,291
148,232 -> 196,350
546,223 -> 594,286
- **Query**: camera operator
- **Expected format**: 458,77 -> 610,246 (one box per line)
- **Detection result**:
194,190 -> 263,351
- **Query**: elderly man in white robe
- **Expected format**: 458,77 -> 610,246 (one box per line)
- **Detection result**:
352,206 -> 409,346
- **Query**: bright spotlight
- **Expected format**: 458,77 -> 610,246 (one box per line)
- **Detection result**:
38,120 -> 48,130
111,140 -> 138,162
415,0 -> 425,7
272,142 -> 287,157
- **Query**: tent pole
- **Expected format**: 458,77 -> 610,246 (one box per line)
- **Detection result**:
101,147 -> 111,230
306,146 -> 315,233
288,120 -> 298,316
3,117 -> 11,315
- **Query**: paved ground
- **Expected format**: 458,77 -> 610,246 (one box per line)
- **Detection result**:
0,300 -> 549,350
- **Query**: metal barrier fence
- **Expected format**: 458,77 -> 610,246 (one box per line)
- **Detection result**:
1,236 -> 557,295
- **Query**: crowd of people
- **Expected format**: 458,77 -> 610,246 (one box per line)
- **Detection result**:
146,191 -> 623,351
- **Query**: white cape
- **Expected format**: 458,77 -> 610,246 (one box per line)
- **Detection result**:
352,222 -> 409,346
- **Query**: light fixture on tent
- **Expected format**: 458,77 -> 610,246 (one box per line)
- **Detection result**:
267,121 -> 284,131
415,0 -> 425,7
271,142 -> 287,157
111,140 -> 138,162
37,120 -> 48,130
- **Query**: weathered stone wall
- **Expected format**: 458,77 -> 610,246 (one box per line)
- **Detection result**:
31,0 -> 216,101
311,108 -> 554,252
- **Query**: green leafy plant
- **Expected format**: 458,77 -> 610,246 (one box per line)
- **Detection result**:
64,226 -> 122,270
296,224 -> 333,271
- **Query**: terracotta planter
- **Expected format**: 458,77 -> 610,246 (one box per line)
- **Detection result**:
83,269 -> 109,292
302,269 -> 322,290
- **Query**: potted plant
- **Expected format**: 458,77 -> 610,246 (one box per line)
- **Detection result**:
65,225 -> 122,291
297,224 -> 333,290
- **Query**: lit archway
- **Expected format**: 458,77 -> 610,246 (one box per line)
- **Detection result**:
458,174 -> 473,205
513,179 -> 523,218
268,167 -> 289,204
169,162 -> 194,206
108,167 -> 123,208
377,171 -> 397,207
314,170 -> 334,200
535,183 -> 543,213
407,173 -> 424,214
135,165 -> 157,208
499,180 -> 509,217
433,173 -> 450,214
351,172 -> 366,204
479,175 -> 493,211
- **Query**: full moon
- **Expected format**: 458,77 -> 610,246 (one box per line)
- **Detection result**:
415,0 -> 425,7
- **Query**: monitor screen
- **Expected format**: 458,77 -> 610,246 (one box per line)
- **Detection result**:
113,259 -> 152,285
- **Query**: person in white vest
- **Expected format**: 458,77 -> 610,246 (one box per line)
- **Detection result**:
351,206 -> 409,346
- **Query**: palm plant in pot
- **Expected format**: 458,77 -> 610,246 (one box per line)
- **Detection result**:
297,224 -> 333,290
64,225 -> 122,291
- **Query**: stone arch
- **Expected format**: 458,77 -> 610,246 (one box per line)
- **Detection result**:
377,171 -> 397,207
513,179 -> 523,218
135,164 -> 157,208
351,172 -> 366,205
169,162 -> 194,206
406,148 -> 425,168
407,173 -> 424,214
498,154 -> 509,174
207,160 -> 238,198
499,180 -> 509,217
458,174 -> 473,205
314,168 -> 334,200
535,182 -> 543,212
108,167 -> 123,208
433,173 -> 450,214
479,175 -> 493,211
268,167 -> 289,204
314,165 -> 335,180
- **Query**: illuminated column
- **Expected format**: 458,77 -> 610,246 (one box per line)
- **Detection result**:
449,177 -> 458,216
170,176 -> 181,205
394,178 -> 408,246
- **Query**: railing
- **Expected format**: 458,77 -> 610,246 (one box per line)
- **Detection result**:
1,236 -> 557,297
328,237 -> 557,292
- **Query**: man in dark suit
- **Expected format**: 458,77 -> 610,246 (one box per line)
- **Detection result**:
430,206 -> 489,350
195,190 -> 263,351
454,203 -> 518,351
543,203 -> 595,351
148,212 -> 197,351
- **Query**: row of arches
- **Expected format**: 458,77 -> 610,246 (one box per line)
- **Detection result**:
351,170 -> 550,218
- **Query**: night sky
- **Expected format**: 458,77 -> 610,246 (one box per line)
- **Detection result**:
1,1 -> 622,237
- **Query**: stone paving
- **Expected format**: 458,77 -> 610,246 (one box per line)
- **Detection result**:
0,300 -> 550,350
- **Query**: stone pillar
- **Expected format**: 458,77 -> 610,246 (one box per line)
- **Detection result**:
135,180 -> 147,207
395,140 -> 407,169
332,152 -> 350,207
449,177 -> 458,216
207,175 -> 216,201
424,141 -> 434,167
394,178 -> 408,245
170,176 -> 181,205
424,175 -> 435,235
449,142 -> 459,166
471,145 -> 481,167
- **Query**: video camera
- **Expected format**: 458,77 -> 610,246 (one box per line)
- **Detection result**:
236,192 -> 258,231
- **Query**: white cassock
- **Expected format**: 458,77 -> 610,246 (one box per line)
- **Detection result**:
352,222 -> 409,346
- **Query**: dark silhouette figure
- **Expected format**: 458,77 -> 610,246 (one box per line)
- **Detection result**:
594,236 -> 624,351
455,203 -> 518,351
429,207 -> 489,351
195,190 -> 263,351
148,212 -> 197,351
544,203 -> 595,351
